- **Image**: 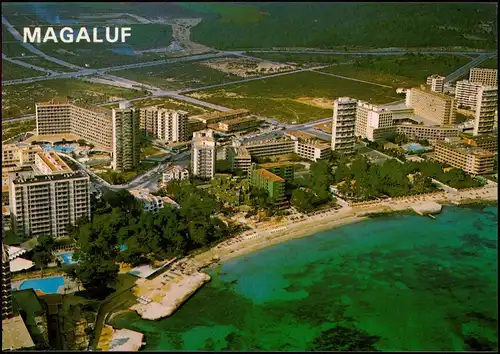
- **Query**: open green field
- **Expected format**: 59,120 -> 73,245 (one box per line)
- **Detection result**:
2,79 -> 144,119
2,60 -> 47,80
479,57 -> 498,69
187,71 -> 401,123
19,57 -> 79,72
187,3 -> 497,50
317,54 -> 471,88
115,97 -> 213,116
113,59 -> 242,91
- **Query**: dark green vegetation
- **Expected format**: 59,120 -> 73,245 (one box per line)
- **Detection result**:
310,325 -> 381,351
18,57 -> 79,72
2,25 -> 30,57
187,3 -> 497,50
12,289 -> 51,349
1,119 -> 36,141
97,161 -> 155,185
318,54 -> 470,88
113,59 -> 241,91
2,79 -> 144,119
479,56 -> 498,69
292,160 -> 337,213
333,154 -> 482,201
1,60 -> 46,80
32,234 -> 56,270
66,187 -> 235,297
187,71 -> 400,123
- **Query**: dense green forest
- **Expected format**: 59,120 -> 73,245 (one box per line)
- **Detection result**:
188,3 -> 497,50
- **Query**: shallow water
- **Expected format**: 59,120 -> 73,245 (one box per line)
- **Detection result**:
113,204 -> 498,351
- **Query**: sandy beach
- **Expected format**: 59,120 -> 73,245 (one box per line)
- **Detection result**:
121,183 -> 497,322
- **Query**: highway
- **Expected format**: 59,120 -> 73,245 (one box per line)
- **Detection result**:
444,53 -> 497,83
2,53 -> 57,75
238,49 -> 497,56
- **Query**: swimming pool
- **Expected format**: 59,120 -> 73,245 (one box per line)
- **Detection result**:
120,244 -> 128,251
60,252 -> 78,265
407,143 -> 424,152
43,145 -> 76,153
18,276 -> 65,294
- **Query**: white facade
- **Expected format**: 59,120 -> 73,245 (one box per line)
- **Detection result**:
162,165 -> 189,183
332,97 -> 357,154
191,129 -> 216,179
473,85 -> 498,136
355,101 -> 393,141
426,74 -> 445,93
129,188 -> 179,213
469,68 -> 498,87
139,107 -> 188,143
455,80 -> 482,109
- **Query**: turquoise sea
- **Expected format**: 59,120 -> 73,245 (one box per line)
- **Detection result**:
113,204 -> 498,351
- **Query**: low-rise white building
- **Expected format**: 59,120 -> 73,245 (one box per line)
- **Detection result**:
129,188 -> 179,213
162,165 -> 189,184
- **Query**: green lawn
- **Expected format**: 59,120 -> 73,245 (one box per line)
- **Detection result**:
246,52 -> 365,66
479,57 -> 498,69
113,60 -> 242,91
317,54 -> 471,88
2,60 -> 46,80
2,79 -> 144,119
19,57 -> 79,72
187,71 -> 400,123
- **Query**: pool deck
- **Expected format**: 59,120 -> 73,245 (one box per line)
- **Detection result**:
11,275 -> 81,295
98,325 -> 144,351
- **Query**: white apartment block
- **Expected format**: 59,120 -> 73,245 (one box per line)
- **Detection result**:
9,170 -> 91,238
469,68 -> 498,87
111,104 -> 140,171
295,141 -> 331,161
240,139 -> 296,158
162,165 -> 189,183
139,107 -> 188,143
129,188 -> 179,213
426,74 -> 445,93
332,97 -> 357,154
455,80 -> 482,109
191,129 -> 216,179
2,145 -> 44,185
226,147 -> 252,174
405,86 -> 456,125
395,124 -> 459,142
473,86 -> 497,136
36,100 -> 113,151
355,101 -> 394,141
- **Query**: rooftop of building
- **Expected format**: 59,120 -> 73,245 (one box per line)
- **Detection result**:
164,165 -> 188,174
285,130 -> 316,140
414,85 -> 455,101
436,141 -> 494,157
36,99 -> 111,116
298,139 -> 331,149
140,106 -> 188,115
242,136 -> 293,146
427,74 -> 445,79
129,188 -> 179,206
253,168 -> 285,183
470,67 -> 498,72
231,146 -> 251,157
37,151 -> 72,173
220,116 -> 257,126
2,315 -> 35,351
191,109 -> 250,123
11,170 -> 89,185
258,161 -> 295,168
463,133 -> 498,143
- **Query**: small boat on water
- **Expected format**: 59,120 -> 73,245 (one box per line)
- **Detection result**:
427,214 -> 436,219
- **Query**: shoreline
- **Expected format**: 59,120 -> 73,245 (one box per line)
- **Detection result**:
108,187 -> 497,327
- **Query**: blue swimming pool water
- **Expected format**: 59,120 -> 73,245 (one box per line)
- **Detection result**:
120,244 -> 128,251
43,145 -> 75,153
60,252 -> 78,264
18,276 -> 65,294
407,143 -> 424,151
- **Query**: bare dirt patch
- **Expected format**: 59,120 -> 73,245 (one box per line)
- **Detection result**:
295,97 -> 334,109
202,57 -> 295,78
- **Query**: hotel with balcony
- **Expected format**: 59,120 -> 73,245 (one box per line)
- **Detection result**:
332,97 -> 357,154
139,106 -> 188,143
434,140 -> 495,175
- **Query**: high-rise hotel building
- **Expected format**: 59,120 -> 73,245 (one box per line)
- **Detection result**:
8,151 -> 91,238
426,74 -> 445,93
405,85 -> 456,125
112,103 -> 140,171
139,106 -> 189,143
455,80 -> 482,109
355,101 -> 394,142
332,97 -> 357,154
191,129 -> 216,179
473,86 -> 498,136
2,234 -> 13,320
36,100 -> 140,171
469,68 -> 498,87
